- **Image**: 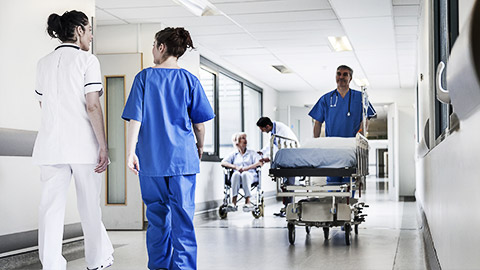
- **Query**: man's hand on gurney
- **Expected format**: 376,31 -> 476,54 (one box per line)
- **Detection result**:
257,151 -> 270,163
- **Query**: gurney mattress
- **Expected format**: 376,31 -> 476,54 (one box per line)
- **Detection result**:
271,137 -> 357,169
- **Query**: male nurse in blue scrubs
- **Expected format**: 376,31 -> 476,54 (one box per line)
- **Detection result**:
308,65 -> 376,184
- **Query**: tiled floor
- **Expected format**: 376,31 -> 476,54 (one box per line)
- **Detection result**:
7,176 -> 427,270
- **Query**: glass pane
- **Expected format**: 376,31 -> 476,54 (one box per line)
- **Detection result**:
219,74 -> 241,158
199,68 -> 215,154
106,77 -> 126,204
243,86 -> 262,150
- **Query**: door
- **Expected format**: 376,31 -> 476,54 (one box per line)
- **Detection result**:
98,53 -> 144,230
288,105 -> 313,145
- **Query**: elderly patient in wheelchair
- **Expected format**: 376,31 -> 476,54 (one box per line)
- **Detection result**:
221,132 -> 263,213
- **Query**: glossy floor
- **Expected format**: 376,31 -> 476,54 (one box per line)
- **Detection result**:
10,176 -> 427,270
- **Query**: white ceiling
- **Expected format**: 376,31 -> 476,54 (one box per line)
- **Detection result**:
95,0 -> 420,92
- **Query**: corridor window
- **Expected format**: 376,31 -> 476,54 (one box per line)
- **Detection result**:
219,74 -> 242,157
199,68 -> 216,155
433,0 -> 458,141
199,56 -> 263,160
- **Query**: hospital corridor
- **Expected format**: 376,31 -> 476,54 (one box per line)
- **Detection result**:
1,0 -> 480,269
3,177 -> 427,270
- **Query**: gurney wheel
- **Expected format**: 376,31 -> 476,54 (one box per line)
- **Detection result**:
323,227 -> 329,240
287,222 -> 295,245
354,224 -> 359,234
305,226 -> 311,234
252,204 -> 263,219
218,205 -> 228,219
344,223 -> 351,245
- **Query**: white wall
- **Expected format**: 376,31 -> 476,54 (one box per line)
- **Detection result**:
95,24 -> 279,205
416,0 -> 480,268
0,0 -> 96,236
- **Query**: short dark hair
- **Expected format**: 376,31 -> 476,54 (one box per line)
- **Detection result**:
155,27 -> 195,58
47,10 -> 89,43
256,117 -> 273,127
337,65 -> 353,77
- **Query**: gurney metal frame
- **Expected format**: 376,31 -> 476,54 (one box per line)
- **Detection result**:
268,133 -> 369,245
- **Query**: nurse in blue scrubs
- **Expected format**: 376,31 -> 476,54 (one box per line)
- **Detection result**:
122,27 -> 215,270
309,65 -> 376,184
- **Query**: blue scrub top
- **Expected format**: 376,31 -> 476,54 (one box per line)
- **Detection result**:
122,68 -> 215,177
308,89 -> 376,137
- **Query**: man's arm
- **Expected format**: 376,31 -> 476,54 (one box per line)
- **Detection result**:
85,92 -> 108,173
313,120 -> 323,138
193,123 -> 205,159
126,120 -> 141,175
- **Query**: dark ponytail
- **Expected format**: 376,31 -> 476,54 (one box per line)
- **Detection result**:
154,27 -> 195,58
47,10 -> 89,42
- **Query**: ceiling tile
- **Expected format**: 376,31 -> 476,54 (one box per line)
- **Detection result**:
230,9 -> 336,24
96,0 -> 175,9
393,5 -> 420,16
330,0 -> 392,18
215,0 -> 331,15
395,25 -> 418,35
394,16 -> 418,26
243,20 -> 342,33
342,17 -> 396,50
105,6 -> 192,20
393,0 -> 420,5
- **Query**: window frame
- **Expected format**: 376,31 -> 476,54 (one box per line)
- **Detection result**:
199,56 -> 263,162
433,0 -> 459,144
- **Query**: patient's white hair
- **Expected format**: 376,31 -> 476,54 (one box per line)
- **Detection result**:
231,132 -> 247,147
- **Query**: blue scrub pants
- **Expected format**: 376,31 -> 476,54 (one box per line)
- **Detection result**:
139,174 -> 197,270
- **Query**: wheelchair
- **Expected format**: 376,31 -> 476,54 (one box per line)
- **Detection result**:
218,166 -> 264,219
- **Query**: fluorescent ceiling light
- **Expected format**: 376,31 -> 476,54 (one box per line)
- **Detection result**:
272,65 -> 293,74
173,0 -> 220,17
354,78 -> 370,87
328,36 -> 353,52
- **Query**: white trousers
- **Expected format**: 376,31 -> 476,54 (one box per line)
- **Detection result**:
231,171 -> 254,198
38,164 -> 113,270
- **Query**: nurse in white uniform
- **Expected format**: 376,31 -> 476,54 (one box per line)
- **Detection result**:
33,10 -> 113,270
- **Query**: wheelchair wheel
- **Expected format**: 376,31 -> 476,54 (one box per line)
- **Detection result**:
218,205 -> 228,219
323,227 -> 329,240
344,223 -> 351,245
287,222 -> 295,245
251,205 -> 263,219
305,226 -> 311,234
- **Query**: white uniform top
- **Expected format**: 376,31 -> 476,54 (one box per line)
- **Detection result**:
260,121 -> 299,159
32,43 -> 103,165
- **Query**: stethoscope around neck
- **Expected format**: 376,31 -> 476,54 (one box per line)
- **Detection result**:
330,89 -> 352,117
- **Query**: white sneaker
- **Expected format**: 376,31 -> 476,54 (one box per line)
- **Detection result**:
243,203 -> 255,212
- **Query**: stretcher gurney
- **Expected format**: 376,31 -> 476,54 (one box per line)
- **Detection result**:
268,133 -> 369,245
